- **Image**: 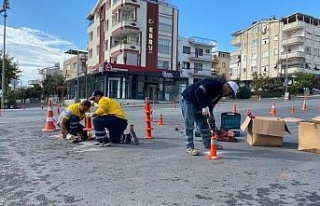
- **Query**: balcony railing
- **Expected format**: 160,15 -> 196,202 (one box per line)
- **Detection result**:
112,19 -> 139,28
110,41 -> 140,54
231,36 -> 241,47
282,21 -> 305,31
113,0 -> 140,10
181,68 -> 212,77
188,52 -> 212,62
281,51 -> 305,59
282,36 -> 305,45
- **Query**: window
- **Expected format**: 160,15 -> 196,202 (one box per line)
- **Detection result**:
157,60 -> 169,69
89,49 -> 93,58
262,38 -> 269,45
105,40 -> 109,51
251,39 -> 257,47
206,49 -> 211,54
251,53 -> 257,60
96,45 -> 100,55
195,48 -> 203,57
262,51 -> 269,59
105,20 -> 109,31
274,49 -> 278,55
183,46 -> 191,54
314,48 -> 320,57
222,62 -> 226,68
182,61 -> 190,69
194,63 -> 203,71
97,26 -> 100,37
305,46 -> 311,55
158,38 -> 170,54
262,65 -> 269,72
89,32 -> 93,42
159,23 -> 171,33
251,66 -> 257,73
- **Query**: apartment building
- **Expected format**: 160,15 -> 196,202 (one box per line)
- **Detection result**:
230,12 -> 320,83
178,37 -> 216,84
65,0 -> 183,101
212,51 -> 231,80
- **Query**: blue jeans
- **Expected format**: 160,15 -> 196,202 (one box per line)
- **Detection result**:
180,98 -> 211,149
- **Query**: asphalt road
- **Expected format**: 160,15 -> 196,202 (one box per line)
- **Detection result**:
1,97 -> 320,206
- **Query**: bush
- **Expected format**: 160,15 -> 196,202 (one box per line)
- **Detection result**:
236,87 -> 251,99
260,89 -> 283,98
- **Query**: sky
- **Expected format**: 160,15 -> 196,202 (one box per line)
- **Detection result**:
1,0 -> 320,84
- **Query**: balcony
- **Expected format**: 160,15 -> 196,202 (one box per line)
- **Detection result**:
282,36 -> 305,46
188,37 -> 216,47
282,21 -> 305,31
181,68 -> 212,77
112,19 -> 140,36
231,36 -> 241,47
281,51 -> 305,59
188,52 -> 212,62
110,41 -> 140,55
112,0 -> 140,12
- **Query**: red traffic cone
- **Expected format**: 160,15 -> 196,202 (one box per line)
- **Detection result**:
42,101 -> 56,132
290,106 -> 296,115
270,102 -> 277,116
158,114 -> 164,126
83,116 -> 92,131
207,133 -> 221,160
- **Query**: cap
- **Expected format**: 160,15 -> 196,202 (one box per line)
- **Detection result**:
227,81 -> 239,98
88,90 -> 103,101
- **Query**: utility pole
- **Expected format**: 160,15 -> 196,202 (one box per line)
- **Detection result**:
0,0 -> 9,109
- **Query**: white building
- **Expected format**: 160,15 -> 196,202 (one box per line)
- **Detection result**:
178,36 -> 216,84
230,13 -> 320,82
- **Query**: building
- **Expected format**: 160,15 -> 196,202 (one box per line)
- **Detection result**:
66,0 -> 184,101
178,36 -> 216,84
212,51 -> 231,80
230,13 -> 320,84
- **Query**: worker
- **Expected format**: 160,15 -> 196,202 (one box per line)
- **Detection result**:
57,100 -> 91,142
180,78 -> 239,156
88,90 -> 128,147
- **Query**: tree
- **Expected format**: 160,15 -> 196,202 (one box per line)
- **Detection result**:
42,75 -> 66,100
290,72 -> 318,95
0,55 -> 21,89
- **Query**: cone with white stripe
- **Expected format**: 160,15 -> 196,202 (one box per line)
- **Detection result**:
42,101 -> 56,132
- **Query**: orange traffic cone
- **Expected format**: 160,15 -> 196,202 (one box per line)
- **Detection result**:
290,106 -> 296,116
42,101 -> 56,132
83,116 -> 92,131
144,98 -> 152,139
301,97 -> 307,111
232,104 -> 237,113
270,102 -> 277,116
207,133 -> 221,160
158,114 -> 164,126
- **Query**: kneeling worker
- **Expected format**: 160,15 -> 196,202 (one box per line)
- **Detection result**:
58,100 -> 92,142
89,90 -> 128,146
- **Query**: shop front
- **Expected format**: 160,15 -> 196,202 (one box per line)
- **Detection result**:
66,63 -> 188,102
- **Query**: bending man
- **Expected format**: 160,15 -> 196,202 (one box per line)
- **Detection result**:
89,90 -> 128,147
180,78 -> 239,156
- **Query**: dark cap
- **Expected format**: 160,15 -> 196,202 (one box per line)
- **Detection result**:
88,90 -> 103,100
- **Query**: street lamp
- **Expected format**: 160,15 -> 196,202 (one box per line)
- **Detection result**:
0,0 -> 9,109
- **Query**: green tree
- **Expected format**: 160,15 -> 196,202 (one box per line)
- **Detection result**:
289,72 -> 317,95
42,75 -> 65,100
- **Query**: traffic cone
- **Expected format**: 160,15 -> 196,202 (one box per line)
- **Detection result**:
232,104 -> 237,113
290,106 -> 296,116
83,116 -> 92,131
207,133 -> 221,160
317,105 -> 320,111
144,97 -> 152,139
158,114 -> 164,126
301,97 -> 307,111
42,101 -> 56,132
270,102 -> 277,116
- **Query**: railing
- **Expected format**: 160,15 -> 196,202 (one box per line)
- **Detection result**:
188,52 -> 212,62
113,0 -> 140,10
112,18 -> 139,28
282,36 -> 305,45
281,51 -> 305,59
110,42 -> 140,54
282,21 -> 305,31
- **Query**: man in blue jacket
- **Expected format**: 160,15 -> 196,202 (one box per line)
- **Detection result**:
180,78 -> 239,156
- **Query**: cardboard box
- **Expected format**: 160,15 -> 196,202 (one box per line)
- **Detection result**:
298,121 -> 320,153
241,116 -> 290,147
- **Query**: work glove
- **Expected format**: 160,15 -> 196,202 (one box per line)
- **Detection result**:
202,107 -> 210,117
